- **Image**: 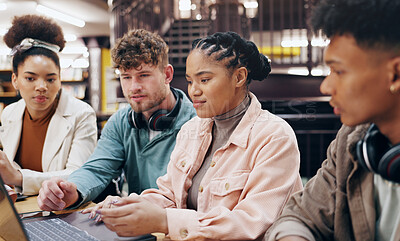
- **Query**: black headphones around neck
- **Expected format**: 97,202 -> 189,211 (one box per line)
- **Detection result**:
127,88 -> 182,131
356,124 -> 400,183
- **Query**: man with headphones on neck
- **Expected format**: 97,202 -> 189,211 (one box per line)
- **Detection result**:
266,0 -> 400,241
37,29 -> 196,210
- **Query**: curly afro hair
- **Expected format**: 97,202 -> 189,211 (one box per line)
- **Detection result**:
4,14 -> 65,51
4,15 -> 65,73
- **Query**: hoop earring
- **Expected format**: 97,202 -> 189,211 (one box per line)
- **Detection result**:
390,84 -> 398,94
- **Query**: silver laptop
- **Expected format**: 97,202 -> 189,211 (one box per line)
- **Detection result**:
0,176 -> 155,241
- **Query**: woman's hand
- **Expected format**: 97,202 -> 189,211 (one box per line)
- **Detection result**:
0,151 -> 22,186
98,193 -> 168,237
81,195 -> 122,222
4,184 -> 17,203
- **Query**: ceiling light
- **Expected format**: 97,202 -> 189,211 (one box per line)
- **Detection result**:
281,38 -> 330,48
60,58 -> 74,68
36,4 -> 85,28
62,46 -> 88,54
0,28 -> 7,36
0,3 -> 7,11
311,38 -> 330,47
311,68 -> 324,76
179,0 -> 191,11
281,39 -> 309,48
64,34 -> 77,42
244,1 -> 258,9
0,48 -> 10,55
72,59 -> 89,68
288,67 -> 309,76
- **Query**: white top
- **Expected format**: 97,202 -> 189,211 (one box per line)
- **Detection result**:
0,90 -> 97,195
374,174 -> 400,241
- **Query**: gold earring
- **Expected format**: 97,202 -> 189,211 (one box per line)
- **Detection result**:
390,84 -> 397,94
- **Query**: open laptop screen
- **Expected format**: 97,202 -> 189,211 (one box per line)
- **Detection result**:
0,178 -> 29,241
0,175 -> 156,241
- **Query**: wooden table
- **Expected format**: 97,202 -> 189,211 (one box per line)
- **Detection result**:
15,196 -> 41,214
15,196 -> 167,241
15,196 -> 92,214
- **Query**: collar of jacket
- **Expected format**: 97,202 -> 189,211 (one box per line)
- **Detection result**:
55,89 -> 75,117
347,123 -> 371,162
346,123 -> 376,240
6,89 -> 72,121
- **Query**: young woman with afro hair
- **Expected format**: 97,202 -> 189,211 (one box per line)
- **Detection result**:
0,15 -> 97,196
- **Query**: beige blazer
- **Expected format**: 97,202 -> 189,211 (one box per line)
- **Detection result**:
0,90 -> 97,195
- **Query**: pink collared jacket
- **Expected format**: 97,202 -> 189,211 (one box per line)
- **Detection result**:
142,93 -> 303,240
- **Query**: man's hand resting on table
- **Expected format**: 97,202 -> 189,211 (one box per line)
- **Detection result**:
4,184 -> 17,203
37,177 -> 79,211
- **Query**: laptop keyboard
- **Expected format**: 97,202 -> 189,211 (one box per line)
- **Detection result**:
24,218 -> 99,241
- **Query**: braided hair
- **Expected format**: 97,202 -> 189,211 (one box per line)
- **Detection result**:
191,31 -> 271,84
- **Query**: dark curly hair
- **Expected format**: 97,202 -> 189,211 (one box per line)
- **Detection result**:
310,0 -> 400,52
191,31 -> 271,84
111,29 -> 169,71
3,14 -> 65,74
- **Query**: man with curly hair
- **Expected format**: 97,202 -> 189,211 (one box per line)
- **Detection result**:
266,0 -> 400,240
37,29 -> 196,210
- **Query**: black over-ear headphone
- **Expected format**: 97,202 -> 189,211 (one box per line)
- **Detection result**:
128,88 -> 182,131
356,124 -> 400,183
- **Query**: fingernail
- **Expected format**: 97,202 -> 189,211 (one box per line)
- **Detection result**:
95,215 -> 101,223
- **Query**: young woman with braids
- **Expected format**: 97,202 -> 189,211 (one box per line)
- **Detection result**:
0,15 -> 97,196
85,31 -> 302,240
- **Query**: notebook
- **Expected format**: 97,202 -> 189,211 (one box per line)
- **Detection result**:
0,176 -> 156,241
